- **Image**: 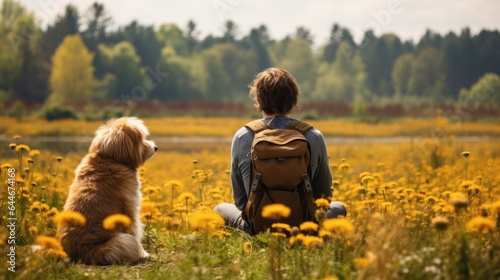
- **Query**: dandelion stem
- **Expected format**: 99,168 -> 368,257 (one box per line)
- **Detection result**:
465,158 -> 468,181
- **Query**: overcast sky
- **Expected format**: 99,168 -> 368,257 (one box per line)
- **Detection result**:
19,0 -> 500,45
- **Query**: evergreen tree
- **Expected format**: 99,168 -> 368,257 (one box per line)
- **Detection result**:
249,25 -> 271,71
185,20 -> 199,56
82,2 -> 112,52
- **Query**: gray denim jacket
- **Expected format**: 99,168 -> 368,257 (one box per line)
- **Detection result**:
230,116 -> 333,210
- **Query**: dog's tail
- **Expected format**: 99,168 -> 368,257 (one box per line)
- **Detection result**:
81,233 -> 146,265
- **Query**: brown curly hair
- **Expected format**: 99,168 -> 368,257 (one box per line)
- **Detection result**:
248,68 -> 300,115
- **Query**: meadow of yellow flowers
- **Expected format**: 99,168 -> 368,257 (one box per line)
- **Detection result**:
0,116 -> 499,279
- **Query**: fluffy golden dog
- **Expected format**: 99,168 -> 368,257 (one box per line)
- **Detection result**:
57,117 -> 157,265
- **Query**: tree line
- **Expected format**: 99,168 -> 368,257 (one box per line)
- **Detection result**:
1,0 -> 499,116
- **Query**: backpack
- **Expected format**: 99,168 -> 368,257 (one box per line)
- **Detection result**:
242,117 -> 316,235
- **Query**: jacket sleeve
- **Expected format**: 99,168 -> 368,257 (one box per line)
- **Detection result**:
230,128 -> 252,211
310,131 -> 333,199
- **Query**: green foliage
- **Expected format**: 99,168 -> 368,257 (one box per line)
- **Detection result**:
199,47 -> 230,101
459,73 -> 500,108
96,41 -> 144,100
277,38 -> 317,99
48,34 -> 97,106
313,41 -> 369,102
9,99 -> 24,120
157,23 -> 189,57
392,53 -> 414,99
41,105 -> 77,121
408,47 -> 447,101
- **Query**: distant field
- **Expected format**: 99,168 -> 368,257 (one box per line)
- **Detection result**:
0,116 -> 499,138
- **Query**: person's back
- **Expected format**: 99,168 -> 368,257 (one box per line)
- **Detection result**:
214,68 -> 346,235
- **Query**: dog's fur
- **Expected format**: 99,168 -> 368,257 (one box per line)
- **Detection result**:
57,117 -> 157,265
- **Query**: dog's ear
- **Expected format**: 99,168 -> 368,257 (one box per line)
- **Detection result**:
89,118 -> 144,168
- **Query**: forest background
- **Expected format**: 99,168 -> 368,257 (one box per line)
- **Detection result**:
0,0 -> 499,120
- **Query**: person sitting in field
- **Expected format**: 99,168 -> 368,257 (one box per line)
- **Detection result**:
214,67 -> 346,234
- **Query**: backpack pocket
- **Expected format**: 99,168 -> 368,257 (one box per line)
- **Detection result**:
251,188 -> 307,234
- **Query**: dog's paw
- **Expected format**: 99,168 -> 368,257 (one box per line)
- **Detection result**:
142,250 -> 150,258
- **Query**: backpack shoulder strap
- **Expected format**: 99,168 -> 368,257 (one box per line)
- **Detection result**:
245,120 -> 267,133
291,120 -> 313,134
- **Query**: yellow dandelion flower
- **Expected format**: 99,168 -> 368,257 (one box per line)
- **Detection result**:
425,196 -> 438,204
29,226 -> 38,235
460,181 -> 476,191
353,186 -> 367,195
178,192 -> 196,204
164,180 -> 182,188
362,199 -> 377,207
318,229 -> 332,238
358,171 -> 371,179
261,203 -> 291,220
54,210 -> 86,227
361,175 -> 374,186
211,229 -> 231,239
9,143 -> 16,150
403,188 -> 415,194
29,201 -> 43,212
441,191 -> 452,198
354,257 -> 370,269
466,216 -> 495,233
142,185 -> 162,194
381,202 -> 392,210
468,184 -> 482,194
299,221 -> 319,232
412,193 -> 426,202
15,144 -> 30,152
29,149 -> 41,157
272,232 -> 287,238
289,233 -> 305,245
322,218 -> 355,235
35,235 -> 63,250
271,223 -> 291,232
50,249 -> 68,259
35,235 -> 68,259
47,207 -> 59,217
302,235 -> 323,249
103,214 -> 132,230
190,211 -> 225,231
450,192 -> 466,199
321,276 -> 339,280
1,163 -> 13,170
338,163 -> 351,171
489,201 -> 500,212
243,241 -> 252,253
315,198 -> 330,209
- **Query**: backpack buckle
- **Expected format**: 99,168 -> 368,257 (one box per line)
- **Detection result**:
251,173 -> 261,192
302,174 -> 313,194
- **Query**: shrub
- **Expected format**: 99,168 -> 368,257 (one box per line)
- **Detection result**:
42,106 -> 78,121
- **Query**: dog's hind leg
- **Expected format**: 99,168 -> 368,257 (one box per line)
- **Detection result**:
83,233 -> 145,265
